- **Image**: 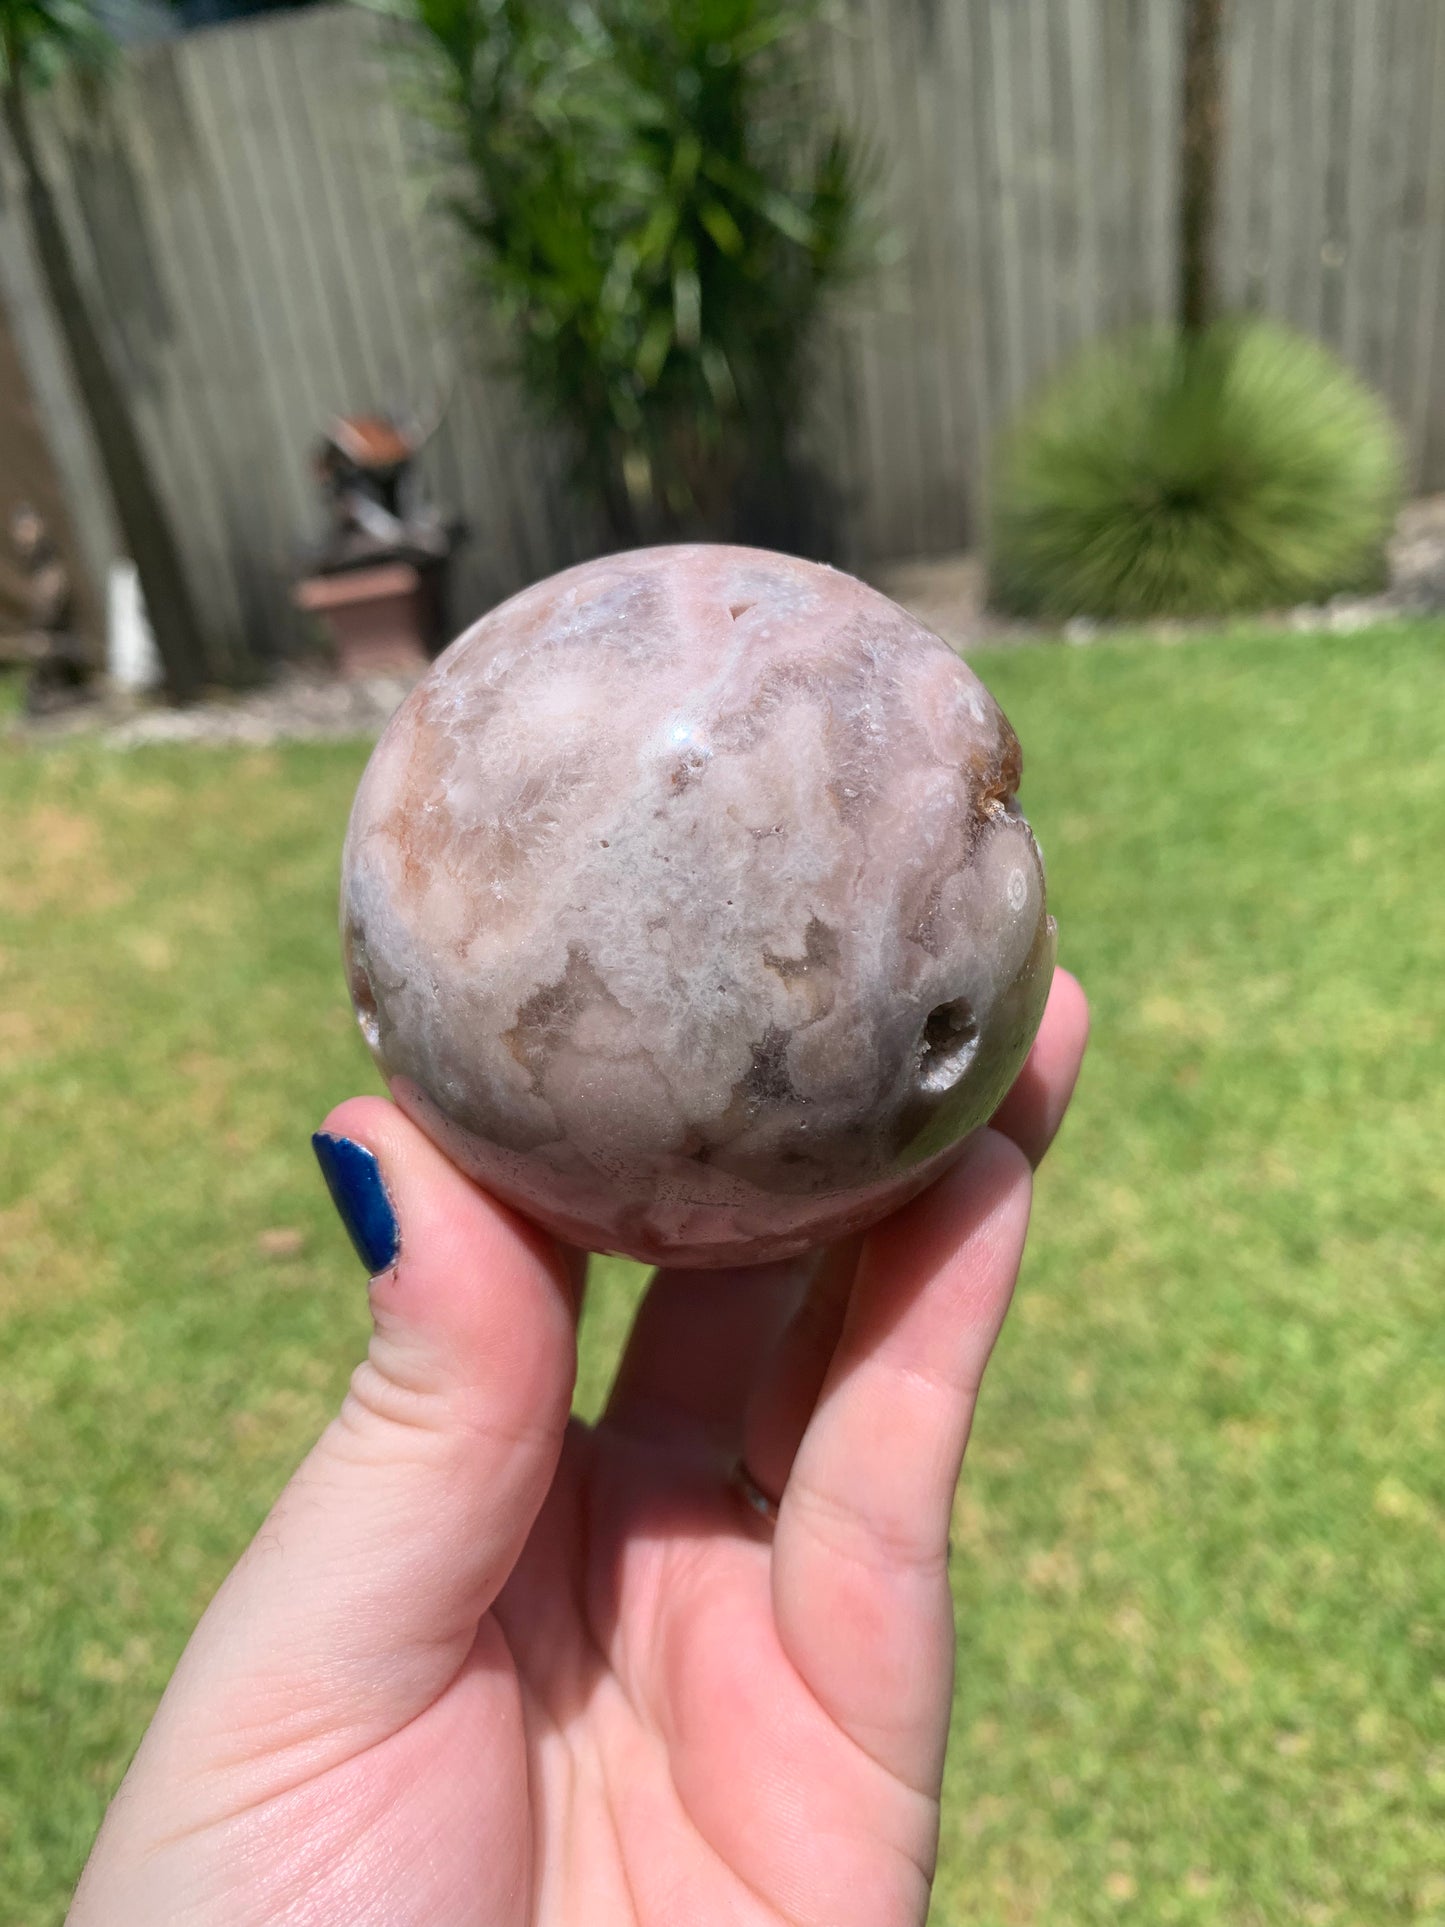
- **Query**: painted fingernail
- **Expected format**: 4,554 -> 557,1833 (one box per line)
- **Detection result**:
312,1133 -> 400,1275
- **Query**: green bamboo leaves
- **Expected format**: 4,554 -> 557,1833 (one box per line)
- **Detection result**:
392,0 -> 864,540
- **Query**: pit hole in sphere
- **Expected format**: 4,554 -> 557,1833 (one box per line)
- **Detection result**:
351,963 -> 381,1052
917,997 -> 979,1095
729,600 -> 755,621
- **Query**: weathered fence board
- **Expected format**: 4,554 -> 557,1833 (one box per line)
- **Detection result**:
1,0 -> 1442,666
1219,0 -> 1445,482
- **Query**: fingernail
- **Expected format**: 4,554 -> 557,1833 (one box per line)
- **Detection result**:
312,1133 -> 400,1275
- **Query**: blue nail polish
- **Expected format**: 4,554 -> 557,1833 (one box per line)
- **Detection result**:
312,1133 -> 400,1275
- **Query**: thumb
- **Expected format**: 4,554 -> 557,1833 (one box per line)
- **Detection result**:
154,1096 -> 577,1772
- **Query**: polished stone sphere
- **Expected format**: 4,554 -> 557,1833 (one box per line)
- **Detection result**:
340,545 -> 1055,1266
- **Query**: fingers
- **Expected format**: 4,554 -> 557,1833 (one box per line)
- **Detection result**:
148,1096 -> 577,1776
741,966 -> 1088,1510
739,1239 -> 861,1506
604,1257 -> 813,1451
990,966 -> 1090,1166
771,1132 -> 1032,1792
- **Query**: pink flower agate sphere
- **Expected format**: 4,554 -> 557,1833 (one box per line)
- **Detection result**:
340,545 -> 1055,1267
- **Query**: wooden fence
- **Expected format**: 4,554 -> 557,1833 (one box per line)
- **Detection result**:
1,0 -> 1443,668
0,286 -> 100,648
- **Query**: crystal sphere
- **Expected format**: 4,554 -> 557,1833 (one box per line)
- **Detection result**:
339,545 -> 1055,1266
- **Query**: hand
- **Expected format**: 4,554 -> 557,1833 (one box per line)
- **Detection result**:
70,971 -> 1087,1927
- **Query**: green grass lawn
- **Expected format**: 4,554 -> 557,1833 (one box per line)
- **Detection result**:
2,623 -> 1442,1925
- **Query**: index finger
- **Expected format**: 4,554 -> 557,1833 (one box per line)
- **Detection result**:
769,1132 -> 1032,1793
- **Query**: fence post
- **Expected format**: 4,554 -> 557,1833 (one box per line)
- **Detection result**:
1179,0 -> 1225,334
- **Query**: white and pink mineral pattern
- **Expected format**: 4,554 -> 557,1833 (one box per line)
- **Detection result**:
339,545 -> 1055,1266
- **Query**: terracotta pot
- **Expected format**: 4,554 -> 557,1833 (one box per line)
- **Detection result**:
293,562 -> 433,677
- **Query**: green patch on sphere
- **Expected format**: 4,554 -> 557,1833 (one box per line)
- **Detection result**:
988,319 -> 1402,622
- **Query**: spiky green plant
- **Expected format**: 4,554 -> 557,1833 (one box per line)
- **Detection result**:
988,320 -> 1403,623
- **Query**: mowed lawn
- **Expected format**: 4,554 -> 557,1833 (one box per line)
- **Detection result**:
1,622 -> 1442,1926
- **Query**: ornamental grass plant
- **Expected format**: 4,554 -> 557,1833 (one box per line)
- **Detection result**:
989,320 -> 1402,623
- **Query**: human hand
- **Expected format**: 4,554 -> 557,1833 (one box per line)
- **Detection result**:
69,970 -> 1087,1927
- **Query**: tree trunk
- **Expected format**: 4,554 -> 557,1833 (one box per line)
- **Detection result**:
2,76 -> 207,702
1179,0 -> 1226,338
